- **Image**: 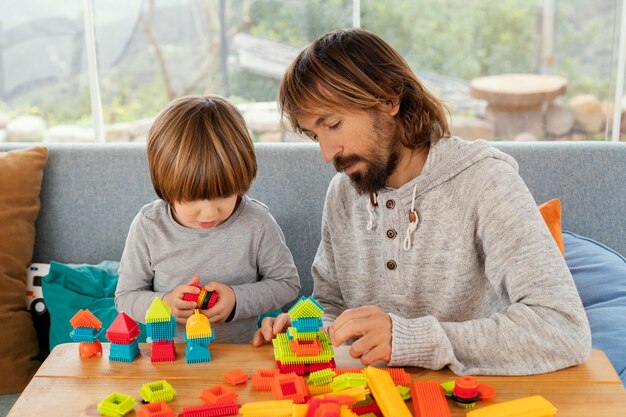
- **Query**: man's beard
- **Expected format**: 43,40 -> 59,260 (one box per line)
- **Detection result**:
333,118 -> 399,195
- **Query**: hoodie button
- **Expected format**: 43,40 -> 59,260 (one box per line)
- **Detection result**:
386,260 -> 397,270
385,199 -> 395,209
386,229 -> 397,239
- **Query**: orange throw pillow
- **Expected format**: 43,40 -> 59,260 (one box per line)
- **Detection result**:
538,198 -> 565,256
0,146 -> 48,393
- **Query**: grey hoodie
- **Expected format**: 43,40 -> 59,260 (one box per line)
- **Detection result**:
312,136 -> 591,375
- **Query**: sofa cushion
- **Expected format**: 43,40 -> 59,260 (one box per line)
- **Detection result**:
564,231 -> 626,385
538,198 -> 565,255
0,147 -> 47,393
41,261 -> 146,350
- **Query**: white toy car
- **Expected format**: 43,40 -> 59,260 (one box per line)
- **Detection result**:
26,263 -> 50,315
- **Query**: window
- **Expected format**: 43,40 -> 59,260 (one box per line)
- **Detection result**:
1,0 -> 623,143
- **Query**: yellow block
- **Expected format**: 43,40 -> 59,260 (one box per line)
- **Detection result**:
362,366 -> 411,417
466,395 -> 557,417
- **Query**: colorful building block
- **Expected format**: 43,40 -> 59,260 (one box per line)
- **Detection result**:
109,340 -> 140,362
185,309 -> 213,339
465,395 -> 557,417
150,340 -> 176,362
140,380 -> 177,403
177,403 -> 241,417
288,296 -> 324,319
136,401 -> 175,417
224,369 -> 248,385
70,309 -> 102,330
106,312 -> 141,344
252,369 -> 280,391
270,372 -> 309,403
238,399 -> 294,417
79,340 -> 102,359
97,392 -> 137,417
145,297 -> 172,323
411,380 -> 450,417
200,384 -> 238,404
362,366 -> 412,417
308,369 -> 336,386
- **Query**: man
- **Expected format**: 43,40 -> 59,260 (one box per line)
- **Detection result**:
252,28 -> 590,375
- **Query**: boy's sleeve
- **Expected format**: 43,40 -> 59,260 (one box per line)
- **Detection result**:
228,213 -> 300,321
115,212 -> 166,324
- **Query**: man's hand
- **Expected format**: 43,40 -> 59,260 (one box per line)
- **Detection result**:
251,313 -> 291,347
163,276 -> 201,323
328,306 -> 392,365
202,282 -> 236,323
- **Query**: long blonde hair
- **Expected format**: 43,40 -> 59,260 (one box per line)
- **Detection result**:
279,28 -> 449,150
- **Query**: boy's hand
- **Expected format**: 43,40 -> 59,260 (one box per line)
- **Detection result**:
328,306 -> 392,365
203,282 -> 236,323
163,276 -> 201,323
251,313 -> 291,347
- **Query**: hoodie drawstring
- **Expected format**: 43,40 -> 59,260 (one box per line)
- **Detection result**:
367,192 -> 378,230
403,183 -> 419,251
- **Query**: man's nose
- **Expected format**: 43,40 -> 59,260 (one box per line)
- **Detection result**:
319,138 -> 342,163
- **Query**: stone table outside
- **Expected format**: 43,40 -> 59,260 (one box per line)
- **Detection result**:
470,73 -> 568,140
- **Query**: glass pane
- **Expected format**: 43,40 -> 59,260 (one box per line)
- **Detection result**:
0,1 -> 91,143
93,0 -> 352,143
362,0 -> 621,141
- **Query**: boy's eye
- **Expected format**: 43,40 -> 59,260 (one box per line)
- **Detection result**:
329,121 -> 341,130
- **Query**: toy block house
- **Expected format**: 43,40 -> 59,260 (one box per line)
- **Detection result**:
69,309 -> 103,358
184,309 -> 215,364
106,312 -> 141,362
273,296 -> 335,375
145,298 -> 177,362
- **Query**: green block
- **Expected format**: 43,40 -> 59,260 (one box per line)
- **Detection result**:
97,392 -> 137,417
331,373 -> 368,392
139,379 -> 177,403
396,384 -> 411,400
145,297 -> 172,323
272,332 -> 335,364
308,368 -> 336,386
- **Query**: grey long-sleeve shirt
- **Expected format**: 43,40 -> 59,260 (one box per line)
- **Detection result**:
312,136 -> 591,375
116,195 -> 300,343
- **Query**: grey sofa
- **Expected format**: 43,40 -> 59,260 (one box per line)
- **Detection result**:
1,141 -> 625,415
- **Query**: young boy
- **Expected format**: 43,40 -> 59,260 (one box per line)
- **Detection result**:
116,95 -> 301,343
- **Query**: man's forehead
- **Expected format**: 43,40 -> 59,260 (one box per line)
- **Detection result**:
296,108 -> 337,129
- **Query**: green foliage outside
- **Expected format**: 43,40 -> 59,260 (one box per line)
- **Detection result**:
4,0 -> 617,129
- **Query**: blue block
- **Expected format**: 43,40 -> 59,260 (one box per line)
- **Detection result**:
69,327 -> 103,342
185,343 -> 211,364
183,332 -> 215,347
146,317 -> 177,341
109,340 -> 140,362
292,317 -> 323,333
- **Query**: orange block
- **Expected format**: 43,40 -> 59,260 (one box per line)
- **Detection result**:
200,384 -> 238,404
411,380 -> 451,417
224,369 -> 248,386
271,372 -> 309,403
289,338 -> 323,356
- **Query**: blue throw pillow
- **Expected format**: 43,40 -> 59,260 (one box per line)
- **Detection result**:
564,231 -> 626,386
41,261 -> 146,350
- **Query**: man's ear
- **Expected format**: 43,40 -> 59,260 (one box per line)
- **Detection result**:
382,99 -> 400,116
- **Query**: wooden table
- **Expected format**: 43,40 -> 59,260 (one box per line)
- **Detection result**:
7,344 -> 626,416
